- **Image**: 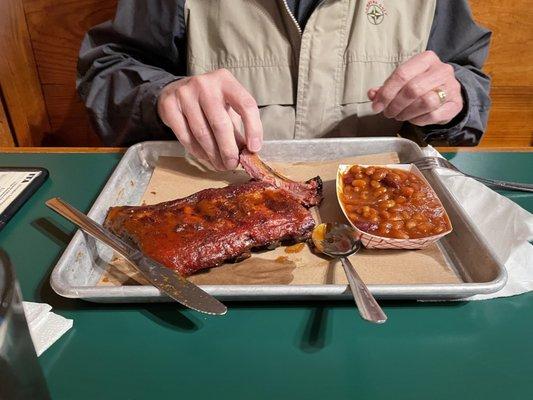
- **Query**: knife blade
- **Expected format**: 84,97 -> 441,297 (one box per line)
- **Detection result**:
46,197 -> 227,316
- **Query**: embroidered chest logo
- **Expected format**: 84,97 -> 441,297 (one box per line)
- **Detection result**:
365,0 -> 387,25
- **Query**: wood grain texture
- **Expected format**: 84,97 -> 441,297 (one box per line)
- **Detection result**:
23,0 -> 117,145
40,83 -> 101,146
0,0 -> 51,146
0,91 -> 16,147
470,0 -> 533,147
479,87 -> 533,147
9,0 -> 533,147
24,0 -> 117,85
470,0 -> 533,86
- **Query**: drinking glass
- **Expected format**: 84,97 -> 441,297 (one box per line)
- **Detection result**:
0,252 -> 50,399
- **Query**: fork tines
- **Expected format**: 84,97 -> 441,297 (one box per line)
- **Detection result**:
410,157 -> 442,171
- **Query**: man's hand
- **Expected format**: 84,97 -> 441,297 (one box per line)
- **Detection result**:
157,68 -> 263,170
368,51 -> 463,126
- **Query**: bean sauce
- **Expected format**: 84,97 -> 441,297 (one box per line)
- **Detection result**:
340,165 -> 451,239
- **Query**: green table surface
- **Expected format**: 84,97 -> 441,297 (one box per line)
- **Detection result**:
0,150 -> 532,400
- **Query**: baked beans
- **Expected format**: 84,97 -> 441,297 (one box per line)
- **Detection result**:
340,165 -> 451,239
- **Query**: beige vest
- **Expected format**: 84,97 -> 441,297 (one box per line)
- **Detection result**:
185,0 -> 436,139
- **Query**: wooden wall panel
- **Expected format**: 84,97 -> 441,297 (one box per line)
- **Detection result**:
23,0 -> 117,146
8,0 -> 533,147
481,87 -> 533,147
0,91 -> 16,147
470,0 -> 533,147
0,0 -> 51,146
40,84 -> 102,146
24,0 -> 117,85
470,0 -> 533,86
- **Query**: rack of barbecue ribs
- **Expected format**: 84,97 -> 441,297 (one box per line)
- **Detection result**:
104,151 -> 323,276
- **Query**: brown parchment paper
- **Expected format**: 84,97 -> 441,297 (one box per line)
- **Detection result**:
98,152 -> 461,287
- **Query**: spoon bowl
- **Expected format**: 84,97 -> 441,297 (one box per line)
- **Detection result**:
312,222 -> 361,257
312,222 -> 387,324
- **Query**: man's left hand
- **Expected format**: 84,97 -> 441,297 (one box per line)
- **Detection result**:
368,51 -> 463,126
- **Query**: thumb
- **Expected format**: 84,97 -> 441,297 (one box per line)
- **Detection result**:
367,87 -> 380,101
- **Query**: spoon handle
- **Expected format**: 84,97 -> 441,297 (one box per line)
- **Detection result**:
340,257 -> 387,324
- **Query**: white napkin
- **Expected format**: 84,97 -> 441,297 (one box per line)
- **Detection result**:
422,146 -> 533,300
23,301 -> 73,356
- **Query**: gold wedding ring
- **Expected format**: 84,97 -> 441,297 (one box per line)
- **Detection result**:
433,87 -> 447,106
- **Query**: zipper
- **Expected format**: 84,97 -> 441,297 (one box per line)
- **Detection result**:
280,0 -> 328,139
281,0 -> 328,35
281,0 -> 302,34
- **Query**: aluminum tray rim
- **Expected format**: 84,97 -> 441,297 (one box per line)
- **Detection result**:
49,138 -> 508,302
51,277 -> 508,301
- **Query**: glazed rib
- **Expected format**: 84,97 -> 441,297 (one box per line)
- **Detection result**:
239,150 -> 323,207
104,181 -> 317,276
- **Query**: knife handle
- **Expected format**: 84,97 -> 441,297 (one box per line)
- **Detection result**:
46,197 -> 137,261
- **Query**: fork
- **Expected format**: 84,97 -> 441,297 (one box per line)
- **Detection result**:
410,157 -> 533,192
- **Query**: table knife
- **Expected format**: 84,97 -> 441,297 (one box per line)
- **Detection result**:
46,197 -> 227,316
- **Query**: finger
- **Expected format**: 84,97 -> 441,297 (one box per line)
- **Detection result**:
395,88 -> 445,122
172,114 -> 211,162
222,76 -> 263,152
180,95 -> 226,170
367,87 -> 379,101
383,63 -> 453,118
158,95 -> 210,162
397,78 -> 462,122
373,50 -> 439,113
227,106 -> 246,148
200,94 -> 240,170
408,101 -> 463,126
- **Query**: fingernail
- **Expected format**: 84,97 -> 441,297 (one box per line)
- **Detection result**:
249,138 -> 262,152
373,102 -> 384,113
225,158 -> 239,170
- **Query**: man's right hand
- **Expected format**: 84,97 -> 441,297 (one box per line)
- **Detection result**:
157,68 -> 263,170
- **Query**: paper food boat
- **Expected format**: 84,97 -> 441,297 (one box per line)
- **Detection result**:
336,164 -> 453,249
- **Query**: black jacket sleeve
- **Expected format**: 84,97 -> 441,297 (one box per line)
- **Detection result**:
405,0 -> 492,146
77,0 -> 186,145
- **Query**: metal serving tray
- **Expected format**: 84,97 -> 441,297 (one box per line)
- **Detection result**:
50,139 -> 506,302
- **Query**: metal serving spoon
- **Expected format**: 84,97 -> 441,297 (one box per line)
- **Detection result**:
312,222 -> 387,324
